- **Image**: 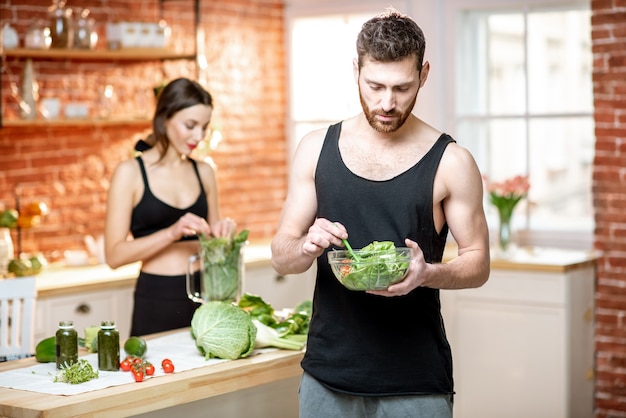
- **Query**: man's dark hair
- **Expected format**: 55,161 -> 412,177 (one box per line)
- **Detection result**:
356,7 -> 426,72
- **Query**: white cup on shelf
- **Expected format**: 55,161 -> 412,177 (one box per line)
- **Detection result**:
40,97 -> 61,119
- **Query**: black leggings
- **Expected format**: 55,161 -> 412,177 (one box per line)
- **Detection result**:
130,271 -> 201,337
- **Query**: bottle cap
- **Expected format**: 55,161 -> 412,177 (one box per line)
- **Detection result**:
100,320 -> 116,329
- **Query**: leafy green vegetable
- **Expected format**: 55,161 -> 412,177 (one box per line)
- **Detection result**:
238,293 -> 311,348
294,300 -> 312,317
335,241 -> 410,291
238,293 -> 275,322
272,312 -> 310,337
197,229 -> 249,301
252,319 -> 306,351
54,359 -> 99,384
191,301 -> 257,360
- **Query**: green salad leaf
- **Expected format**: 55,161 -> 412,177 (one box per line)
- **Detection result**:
339,241 -> 410,290
238,293 -> 311,348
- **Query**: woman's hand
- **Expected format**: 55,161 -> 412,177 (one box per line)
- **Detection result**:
211,217 -> 237,238
168,213 -> 212,241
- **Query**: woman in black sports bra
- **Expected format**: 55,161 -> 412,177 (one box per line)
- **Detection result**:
104,78 -> 236,337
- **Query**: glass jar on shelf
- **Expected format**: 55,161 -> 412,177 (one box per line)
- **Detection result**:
25,19 -> 52,49
74,8 -> 97,50
48,0 -> 73,49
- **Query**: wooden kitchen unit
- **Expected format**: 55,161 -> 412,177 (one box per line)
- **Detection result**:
0,332 -> 304,418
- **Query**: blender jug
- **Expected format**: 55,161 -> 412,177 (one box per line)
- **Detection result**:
186,242 -> 246,303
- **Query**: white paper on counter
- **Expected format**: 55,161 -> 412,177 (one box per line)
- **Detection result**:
0,330 -> 275,396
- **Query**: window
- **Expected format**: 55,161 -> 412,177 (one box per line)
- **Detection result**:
289,12 -> 373,150
287,1 -> 593,249
456,6 -> 594,243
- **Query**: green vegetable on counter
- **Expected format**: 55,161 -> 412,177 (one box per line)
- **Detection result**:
197,229 -> 249,301
79,326 -> 99,353
35,336 -> 56,363
124,336 -> 147,358
191,301 -> 257,360
252,319 -> 306,351
293,300 -> 312,317
54,359 -> 99,384
238,293 -> 311,347
238,293 -> 275,323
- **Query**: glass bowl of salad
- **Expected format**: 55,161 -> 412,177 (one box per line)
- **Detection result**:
327,241 -> 411,291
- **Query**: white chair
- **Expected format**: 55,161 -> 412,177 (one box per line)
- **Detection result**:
0,277 -> 36,361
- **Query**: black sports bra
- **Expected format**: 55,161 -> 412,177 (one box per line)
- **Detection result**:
130,157 -> 208,241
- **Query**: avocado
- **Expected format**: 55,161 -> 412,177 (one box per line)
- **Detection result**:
35,336 -> 56,363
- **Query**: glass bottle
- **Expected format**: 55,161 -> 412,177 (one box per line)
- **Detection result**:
97,320 -> 120,371
56,320 -> 78,370
25,19 -> 52,49
74,8 -> 97,50
48,0 -> 73,49
20,59 -> 38,120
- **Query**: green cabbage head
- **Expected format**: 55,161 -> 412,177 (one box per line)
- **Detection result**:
191,301 -> 257,360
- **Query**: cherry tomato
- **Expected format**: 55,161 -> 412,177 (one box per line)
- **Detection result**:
132,368 -> 144,382
132,357 -> 143,365
161,358 -> 172,366
162,360 -> 175,374
145,363 -> 155,376
120,359 -> 132,372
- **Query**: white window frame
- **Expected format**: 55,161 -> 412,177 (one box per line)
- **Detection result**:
284,0 -> 593,250
285,0 -> 409,157
441,0 -> 593,250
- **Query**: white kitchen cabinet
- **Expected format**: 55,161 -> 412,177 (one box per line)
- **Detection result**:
440,249 -> 596,418
34,285 -> 134,343
244,263 -> 316,310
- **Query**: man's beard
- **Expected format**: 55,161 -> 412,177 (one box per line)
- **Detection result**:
359,90 -> 417,133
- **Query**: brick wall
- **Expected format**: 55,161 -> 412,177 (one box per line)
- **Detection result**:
592,0 -> 626,416
0,0 -> 287,262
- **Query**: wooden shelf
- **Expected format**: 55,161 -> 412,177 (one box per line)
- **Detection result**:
2,48 -> 195,61
1,117 -> 152,128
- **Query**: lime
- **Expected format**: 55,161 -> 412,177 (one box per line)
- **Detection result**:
35,336 -> 56,363
124,336 -> 147,358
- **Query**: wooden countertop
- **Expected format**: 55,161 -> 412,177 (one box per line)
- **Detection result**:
29,242 -> 598,299
0,329 -> 304,418
444,245 -> 599,273
34,243 -> 274,298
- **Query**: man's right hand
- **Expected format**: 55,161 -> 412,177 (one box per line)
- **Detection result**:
302,218 -> 348,258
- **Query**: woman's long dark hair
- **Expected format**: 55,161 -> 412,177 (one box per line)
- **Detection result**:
144,78 -> 213,161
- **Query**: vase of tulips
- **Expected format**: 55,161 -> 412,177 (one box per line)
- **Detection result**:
483,175 -> 530,255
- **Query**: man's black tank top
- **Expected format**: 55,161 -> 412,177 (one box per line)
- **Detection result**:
130,157 -> 208,241
302,121 -> 455,396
